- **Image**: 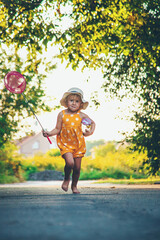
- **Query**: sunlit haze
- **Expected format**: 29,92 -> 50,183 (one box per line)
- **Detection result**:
33,60 -> 135,142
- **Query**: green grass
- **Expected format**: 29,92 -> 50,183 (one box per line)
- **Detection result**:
0,174 -> 20,184
79,168 -> 145,180
21,165 -> 38,180
96,177 -> 160,185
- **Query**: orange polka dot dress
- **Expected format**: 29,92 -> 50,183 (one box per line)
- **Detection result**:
57,110 -> 86,158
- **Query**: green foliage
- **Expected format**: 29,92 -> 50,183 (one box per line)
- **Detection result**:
0,0 -> 159,174
0,141 -> 155,183
82,141 -> 149,178
85,139 -> 105,156
98,177 -> 160,185
0,142 -> 24,183
79,168 -> 145,180
94,141 -> 116,157
54,0 -> 160,175
45,164 -> 55,170
0,174 -> 20,184
0,0 -> 58,51
80,169 -> 131,180
0,0 -> 57,147
130,118 -> 160,175
47,148 -> 61,157
20,142 -> 150,181
55,0 -> 158,69
21,164 -> 38,180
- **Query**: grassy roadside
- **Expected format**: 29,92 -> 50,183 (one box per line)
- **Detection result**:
1,142 -> 159,184
96,177 -> 160,185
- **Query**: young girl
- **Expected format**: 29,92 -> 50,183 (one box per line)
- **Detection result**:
43,88 -> 95,194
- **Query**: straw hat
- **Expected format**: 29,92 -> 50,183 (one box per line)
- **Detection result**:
60,87 -> 89,110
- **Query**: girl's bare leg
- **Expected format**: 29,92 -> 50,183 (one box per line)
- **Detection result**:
62,152 -> 74,192
71,157 -> 82,194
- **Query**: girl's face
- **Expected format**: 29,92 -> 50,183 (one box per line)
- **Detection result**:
66,94 -> 82,112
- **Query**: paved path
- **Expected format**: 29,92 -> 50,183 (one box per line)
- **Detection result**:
0,181 -> 160,240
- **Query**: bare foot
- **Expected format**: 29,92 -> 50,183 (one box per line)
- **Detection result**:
71,185 -> 80,194
61,180 -> 70,192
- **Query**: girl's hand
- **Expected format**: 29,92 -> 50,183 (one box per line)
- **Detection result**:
83,129 -> 93,137
81,114 -> 95,137
42,130 -> 49,137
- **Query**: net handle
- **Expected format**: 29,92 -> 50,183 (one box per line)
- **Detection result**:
22,93 -> 52,144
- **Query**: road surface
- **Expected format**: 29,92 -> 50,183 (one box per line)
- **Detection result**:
0,181 -> 160,240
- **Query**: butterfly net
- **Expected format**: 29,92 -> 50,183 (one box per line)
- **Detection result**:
4,71 -> 26,94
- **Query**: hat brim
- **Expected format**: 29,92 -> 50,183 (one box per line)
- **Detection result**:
60,92 -> 89,110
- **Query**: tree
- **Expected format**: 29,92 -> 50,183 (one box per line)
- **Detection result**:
0,0 -> 160,174
0,51 -> 54,147
0,0 -> 58,147
54,0 -> 160,174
